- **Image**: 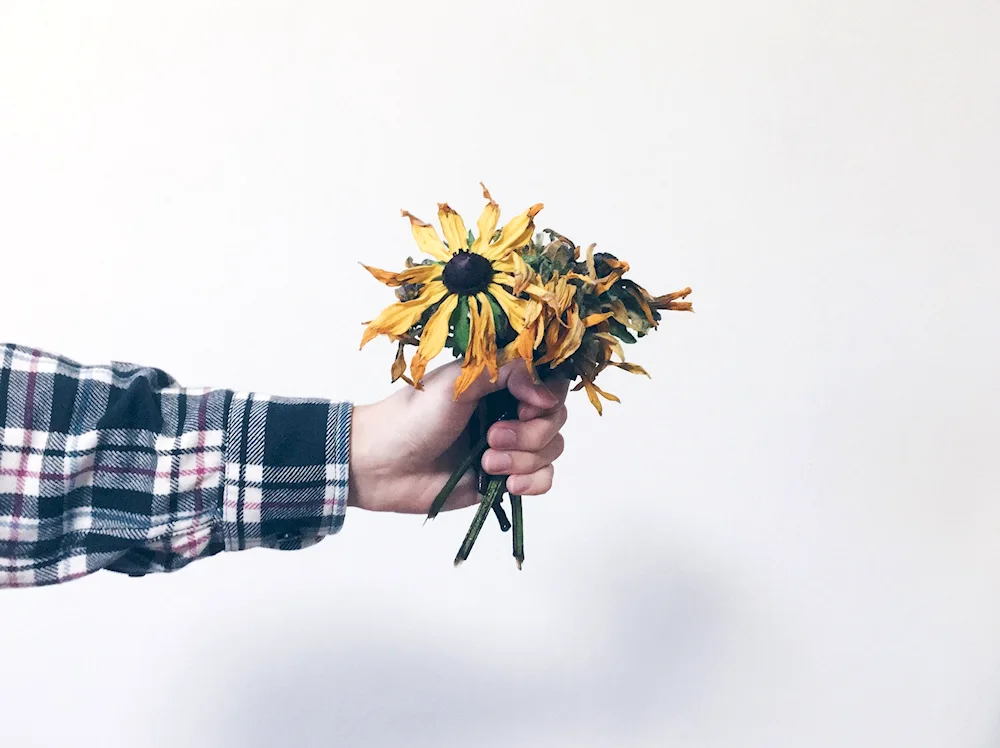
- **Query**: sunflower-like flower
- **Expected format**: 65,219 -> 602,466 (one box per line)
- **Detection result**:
360,186 -> 546,398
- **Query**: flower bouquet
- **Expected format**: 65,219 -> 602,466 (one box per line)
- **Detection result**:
361,185 -> 692,567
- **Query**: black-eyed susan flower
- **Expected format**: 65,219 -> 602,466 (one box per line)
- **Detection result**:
360,186 -> 547,398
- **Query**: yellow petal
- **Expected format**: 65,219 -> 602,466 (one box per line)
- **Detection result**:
582,312 -> 613,327
479,203 -> 543,261
585,243 -> 597,280
409,292 -> 459,386
665,301 -> 694,312
471,183 -> 501,255
361,264 -> 400,285
465,294 -> 482,362
517,324 -> 538,378
533,308 -> 547,348
488,284 -> 526,333
523,298 -> 544,328
550,275 -> 576,315
391,341 -> 408,382
492,255 -> 515,274
494,248 -> 529,276
492,273 -> 516,287
535,320 -> 564,366
537,314 -> 561,365
453,361 -> 485,401
593,256 -> 629,294
359,281 -> 447,348
453,295 -> 486,400
613,361 -> 651,378
650,287 -> 692,307
595,332 -> 625,362
581,379 -> 603,415
492,251 -> 533,293
549,308 -> 586,367
399,264 -> 441,285
476,292 -> 499,382
594,268 -> 626,296
361,262 -> 440,287
437,203 -> 469,252
565,271 -> 594,285
592,381 -> 621,403
401,210 -> 452,261
497,339 -> 520,369
521,282 -> 553,303
511,253 -> 533,296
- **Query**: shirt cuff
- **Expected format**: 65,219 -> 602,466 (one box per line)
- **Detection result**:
221,392 -> 352,552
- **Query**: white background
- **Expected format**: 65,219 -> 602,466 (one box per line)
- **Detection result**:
1,1 -> 999,746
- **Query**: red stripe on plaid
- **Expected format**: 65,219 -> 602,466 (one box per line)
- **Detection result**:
188,396 -> 209,556
8,349 -> 40,585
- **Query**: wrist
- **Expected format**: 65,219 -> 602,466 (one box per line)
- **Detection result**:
348,402 -> 384,510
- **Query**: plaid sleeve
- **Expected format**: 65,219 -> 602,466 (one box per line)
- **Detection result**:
0,344 -> 352,588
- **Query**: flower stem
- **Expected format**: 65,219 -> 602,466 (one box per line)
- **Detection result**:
492,497 -> 511,532
476,399 -> 489,496
454,475 -> 505,566
510,493 -> 524,569
425,433 -> 489,522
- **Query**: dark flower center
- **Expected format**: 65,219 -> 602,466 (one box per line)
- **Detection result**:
442,251 -> 493,295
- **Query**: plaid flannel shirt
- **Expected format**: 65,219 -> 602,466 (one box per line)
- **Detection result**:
0,344 -> 352,588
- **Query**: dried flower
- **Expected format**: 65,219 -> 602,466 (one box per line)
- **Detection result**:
360,185 -> 548,398
360,189 -> 693,567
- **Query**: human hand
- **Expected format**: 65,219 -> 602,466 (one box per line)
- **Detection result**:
348,360 -> 569,514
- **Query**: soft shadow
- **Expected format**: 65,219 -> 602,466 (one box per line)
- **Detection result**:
209,557 -> 729,748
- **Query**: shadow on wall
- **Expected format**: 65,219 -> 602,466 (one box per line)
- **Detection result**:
208,553 -> 731,748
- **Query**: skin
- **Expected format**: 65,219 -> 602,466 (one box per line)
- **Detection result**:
349,359 -> 569,514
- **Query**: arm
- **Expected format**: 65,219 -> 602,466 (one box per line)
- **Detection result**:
0,344 -> 350,587
0,343 -> 567,588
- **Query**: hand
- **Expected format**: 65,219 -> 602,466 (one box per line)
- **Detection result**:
349,359 -> 569,514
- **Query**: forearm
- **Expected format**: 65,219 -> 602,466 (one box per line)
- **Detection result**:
0,344 -> 352,588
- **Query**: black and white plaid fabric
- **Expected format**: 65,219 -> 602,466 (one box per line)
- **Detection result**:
0,344 -> 352,587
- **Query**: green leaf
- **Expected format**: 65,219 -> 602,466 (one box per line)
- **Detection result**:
487,294 -> 511,341
467,229 -> 476,248
451,295 -> 471,355
578,293 -> 602,317
608,318 -> 637,344
538,257 -> 555,283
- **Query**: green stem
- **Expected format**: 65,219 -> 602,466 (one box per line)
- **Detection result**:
492,497 -> 511,532
510,493 -> 524,569
454,475 -> 505,566
425,433 -> 489,522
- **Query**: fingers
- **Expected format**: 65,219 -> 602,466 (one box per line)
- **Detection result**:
482,433 -> 564,477
506,465 -> 554,496
505,364 -> 562,410
516,376 -> 569,420
480,376 -> 569,497
487,404 -> 567,452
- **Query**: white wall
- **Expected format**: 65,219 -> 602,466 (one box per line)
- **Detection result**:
1,1 -> 999,746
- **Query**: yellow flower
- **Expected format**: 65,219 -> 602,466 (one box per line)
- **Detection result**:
360,185 -> 546,398
498,261 -> 658,416
499,271 -> 602,377
566,243 -> 631,296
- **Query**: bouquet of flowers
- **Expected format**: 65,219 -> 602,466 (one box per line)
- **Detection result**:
361,185 -> 692,567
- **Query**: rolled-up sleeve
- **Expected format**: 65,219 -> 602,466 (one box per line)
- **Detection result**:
0,344 -> 352,588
